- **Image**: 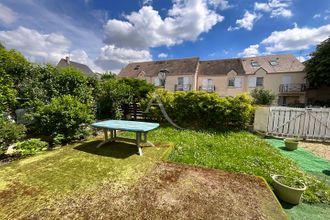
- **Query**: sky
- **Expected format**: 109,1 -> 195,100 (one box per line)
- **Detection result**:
0,0 -> 329,73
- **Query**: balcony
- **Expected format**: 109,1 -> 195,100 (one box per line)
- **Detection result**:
174,84 -> 191,91
279,83 -> 306,93
199,85 -> 216,92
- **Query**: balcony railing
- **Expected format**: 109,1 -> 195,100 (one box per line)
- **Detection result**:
279,83 -> 306,93
199,85 -> 216,92
174,84 -> 191,91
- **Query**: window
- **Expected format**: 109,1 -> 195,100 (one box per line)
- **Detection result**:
269,60 -> 278,66
256,77 -> 264,87
251,61 -> 260,67
228,78 -> 235,86
202,79 -> 214,91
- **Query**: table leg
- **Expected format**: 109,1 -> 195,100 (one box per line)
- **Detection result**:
136,132 -> 143,156
143,132 -> 155,147
114,130 -> 117,138
104,129 -> 108,140
97,129 -> 113,148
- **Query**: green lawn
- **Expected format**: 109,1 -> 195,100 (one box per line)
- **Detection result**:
123,127 -> 330,204
0,137 -> 171,219
1,127 -> 329,219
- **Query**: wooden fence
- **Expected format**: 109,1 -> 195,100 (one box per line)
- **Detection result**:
266,107 -> 330,141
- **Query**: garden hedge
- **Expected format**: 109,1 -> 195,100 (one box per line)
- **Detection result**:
141,89 -> 254,130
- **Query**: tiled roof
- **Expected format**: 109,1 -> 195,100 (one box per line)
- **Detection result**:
240,54 -> 305,74
57,59 -> 95,77
198,58 -> 245,75
118,57 -> 199,77
118,54 -> 305,78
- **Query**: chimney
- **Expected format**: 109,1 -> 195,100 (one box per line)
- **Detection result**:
65,56 -> 70,64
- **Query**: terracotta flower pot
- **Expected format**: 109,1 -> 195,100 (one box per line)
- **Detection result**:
272,175 -> 306,205
284,138 -> 299,151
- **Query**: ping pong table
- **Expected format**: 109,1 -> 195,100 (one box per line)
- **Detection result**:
91,120 -> 160,156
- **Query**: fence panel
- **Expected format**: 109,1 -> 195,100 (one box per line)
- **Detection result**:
266,107 -> 330,141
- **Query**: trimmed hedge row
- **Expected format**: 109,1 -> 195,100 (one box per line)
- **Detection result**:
141,89 -> 254,130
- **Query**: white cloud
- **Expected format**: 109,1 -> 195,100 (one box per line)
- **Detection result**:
158,53 -> 168,58
296,56 -> 306,62
69,49 -> 103,72
0,3 -> 16,24
261,24 -> 330,52
208,0 -> 232,10
101,0 -> 224,71
142,0 -> 153,5
254,0 -> 292,18
228,11 -> 261,31
238,44 -> 260,57
103,1 -> 224,49
95,45 -> 152,73
0,26 -> 70,63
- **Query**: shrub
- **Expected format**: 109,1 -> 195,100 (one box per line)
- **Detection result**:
250,88 -> 276,105
31,95 -> 94,144
141,90 -> 254,130
15,138 -> 48,156
97,79 -> 133,119
140,89 -> 175,122
119,77 -> 155,101
0,116 -> 26,155
0,68 -> 17,112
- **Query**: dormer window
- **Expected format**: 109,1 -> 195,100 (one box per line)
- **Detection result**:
134,65 -> 140,70
251,61 -> 260,67
269,60 -> 278,66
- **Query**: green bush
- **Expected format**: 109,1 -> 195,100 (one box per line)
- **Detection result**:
0,68 -> 17,112
141,90 -> 254,130
250,88 -> 276,105
31,95 -> 94,144
97,79 -> 133,119
15,138 -> 48,156
119,77 -> 155,101
0,116 -> 26,155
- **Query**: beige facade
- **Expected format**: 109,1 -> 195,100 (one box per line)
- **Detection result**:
119,54 -> 306,106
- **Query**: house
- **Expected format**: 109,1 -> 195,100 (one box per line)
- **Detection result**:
240,55 -> 306,105
57,57 -> 96,78
119,54 -> 306,106
119,57 -> 199,91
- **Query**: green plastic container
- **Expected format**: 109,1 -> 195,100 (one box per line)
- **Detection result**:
284,138 -> 299,151
272,175 -> 306,205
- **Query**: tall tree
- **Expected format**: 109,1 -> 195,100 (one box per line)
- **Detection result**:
305,38 -> 330,87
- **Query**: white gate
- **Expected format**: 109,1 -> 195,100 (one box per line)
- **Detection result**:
267,107 -> 330,141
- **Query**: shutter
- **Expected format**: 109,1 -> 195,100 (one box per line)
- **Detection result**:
154,78 -> 160,86
249,76 -> 256,88
183,77 -> 190,91
183,76 -> 190,84
202,79 -> 208,90
234,77 -> 242,88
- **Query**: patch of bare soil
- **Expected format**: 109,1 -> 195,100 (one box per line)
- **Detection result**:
300,141 -> 330,160
31,162 -> 286,220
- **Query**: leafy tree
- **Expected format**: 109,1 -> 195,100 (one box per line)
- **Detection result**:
0,68 -> 17,112
305,37 -> 330,87
97,79 -> 132,119
119,77 -> 155,101
0,46 -> 31,85
53,67 -> 94,104
250,88 -> 276,105
101,72 -> 116,80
